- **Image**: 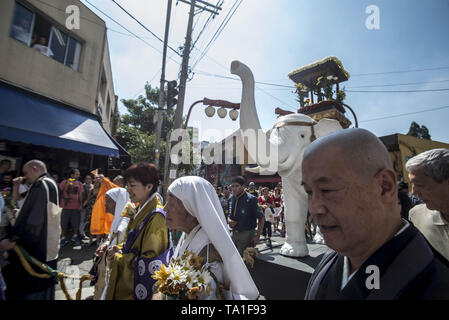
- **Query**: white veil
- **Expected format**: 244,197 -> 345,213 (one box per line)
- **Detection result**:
168,176 -> 259,300
105,187 -> 130,243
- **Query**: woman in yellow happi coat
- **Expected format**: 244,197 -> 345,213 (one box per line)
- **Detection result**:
104,163 -> 171,300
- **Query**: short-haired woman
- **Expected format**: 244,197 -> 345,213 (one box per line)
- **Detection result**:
103,163 -> 173,300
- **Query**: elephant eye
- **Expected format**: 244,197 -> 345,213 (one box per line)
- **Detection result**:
300,134 -> 305,138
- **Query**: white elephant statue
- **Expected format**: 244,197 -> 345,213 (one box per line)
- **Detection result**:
231,60 -> 343,257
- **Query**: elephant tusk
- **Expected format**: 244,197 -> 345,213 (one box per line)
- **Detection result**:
245,166 -> 261,173
245,165 -> 277,175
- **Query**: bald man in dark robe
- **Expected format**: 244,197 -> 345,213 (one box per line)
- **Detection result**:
0,160 -> 61,300
302,128 -> 449,299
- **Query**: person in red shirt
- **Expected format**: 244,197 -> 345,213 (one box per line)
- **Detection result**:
59,169 -> 84,246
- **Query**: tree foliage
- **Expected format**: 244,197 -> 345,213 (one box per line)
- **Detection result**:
407,121 -> 431,140
120,83 -> 175,138
116,82 -> 194,180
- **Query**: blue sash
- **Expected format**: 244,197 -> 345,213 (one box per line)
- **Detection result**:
122,207 -> 174,300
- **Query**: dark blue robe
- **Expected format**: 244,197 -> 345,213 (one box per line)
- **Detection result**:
3,174 -> 60,300
305,224 -> 449,300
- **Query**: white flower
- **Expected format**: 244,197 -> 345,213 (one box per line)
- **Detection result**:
185,269 -> 200,289
167,265 -> 186,285
197,268 -> 213,289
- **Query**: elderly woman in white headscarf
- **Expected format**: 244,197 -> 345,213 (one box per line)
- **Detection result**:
105,188 -> 132,244
161,176 -> 259,300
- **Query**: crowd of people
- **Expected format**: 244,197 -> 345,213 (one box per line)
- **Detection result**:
215,182 -> 286,250
0,128 -> 448,300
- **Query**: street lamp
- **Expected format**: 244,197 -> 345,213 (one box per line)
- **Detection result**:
217,107 -> 227,118
229,109 -> 239,121
205,105 -> 215,117
184,97 -> 240,129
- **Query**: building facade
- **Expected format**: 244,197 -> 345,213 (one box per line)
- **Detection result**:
0,0 -> 125,179
380,133 -> 449,184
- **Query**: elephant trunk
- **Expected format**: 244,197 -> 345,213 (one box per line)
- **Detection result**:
231,61 -> 262,132
231,60 -> 276,173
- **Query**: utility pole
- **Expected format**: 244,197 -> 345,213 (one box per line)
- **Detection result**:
165,0 -> 221,191
155,0 -> 173,173
165,0 -> 197,192
162,129 -> 171,196
172,0 -> 196,131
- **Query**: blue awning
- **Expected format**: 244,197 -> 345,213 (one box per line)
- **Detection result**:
0,80 -> 119,158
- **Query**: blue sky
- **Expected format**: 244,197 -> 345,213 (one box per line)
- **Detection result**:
81,0 -> 449,143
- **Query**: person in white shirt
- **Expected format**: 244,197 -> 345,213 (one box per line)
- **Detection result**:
32,36 -> 53,57
406,148 -> 449,261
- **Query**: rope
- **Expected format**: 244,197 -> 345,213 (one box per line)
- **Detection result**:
12,244 -> 93,300
272,120 -> 318,142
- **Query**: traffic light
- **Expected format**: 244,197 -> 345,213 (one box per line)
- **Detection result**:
166,80 -> 178,109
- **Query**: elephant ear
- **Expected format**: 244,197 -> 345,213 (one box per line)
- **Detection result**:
314,118 -> 343,138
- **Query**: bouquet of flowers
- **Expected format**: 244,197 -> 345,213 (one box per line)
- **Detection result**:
152,250 -> 213,300
64,178 -> 76,206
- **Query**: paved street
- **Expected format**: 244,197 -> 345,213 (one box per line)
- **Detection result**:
54,226 -> 325,300
55,238 -> 98,300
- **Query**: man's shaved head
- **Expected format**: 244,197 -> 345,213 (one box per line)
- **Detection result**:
23,160 -> 47,184
304,128 -> 393,181
24,160 -> 47,172
301,128 -> 401,267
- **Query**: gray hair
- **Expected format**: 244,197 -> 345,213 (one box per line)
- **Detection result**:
405,148 -> 449,183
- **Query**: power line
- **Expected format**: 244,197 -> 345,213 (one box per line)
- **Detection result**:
191,0 -> 243,71
346,88 -> 449,93
191,72 -> 296,110
351,66 -> 449,77
110,0 -> 181,57
195,71 -> 449,93
192,0 -> 241,69
84,0 -> 181,65
347,79 -> 449,89
107,26 -> 179,49
194,70 -> 295,88
190,71 -> 296,110
359,105 -> 449,123
190,1 -> 222,62
255,87 -> 297,112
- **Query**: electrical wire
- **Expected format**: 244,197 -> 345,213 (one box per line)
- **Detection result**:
191,0 -> 241,69
110,0 -> 181,57
84,0 -> 181,65
351,66 -> 449,77
194,71 -> 449,93
359,105 -> 449,123
347,79 -> 449,89
255,87 -> 297,112
346,88 -> 449,93
189,9 -> 217,64
191,0 -> 243,71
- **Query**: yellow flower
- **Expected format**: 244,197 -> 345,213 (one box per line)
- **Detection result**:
152,264 -> 170,287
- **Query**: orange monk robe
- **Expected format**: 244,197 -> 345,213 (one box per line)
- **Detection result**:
90,178 -> 119,235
